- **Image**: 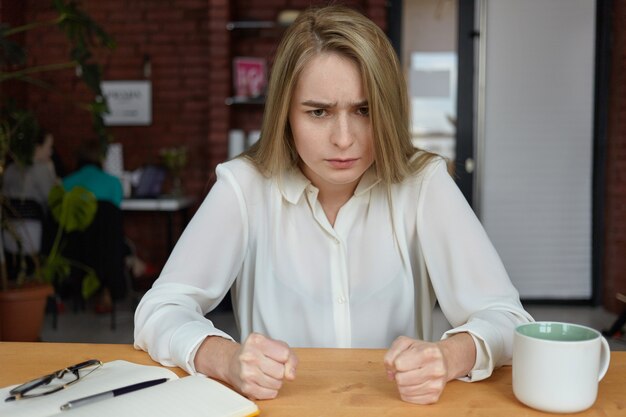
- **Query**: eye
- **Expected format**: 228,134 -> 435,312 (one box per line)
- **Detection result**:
357,106 -> 369,117
309,109 -> 327,118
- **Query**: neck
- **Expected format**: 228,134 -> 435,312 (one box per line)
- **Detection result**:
298,163 -> 362,226
316,181 -> 358,226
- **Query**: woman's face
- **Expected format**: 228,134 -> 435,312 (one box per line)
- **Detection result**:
288,52 -> 374,195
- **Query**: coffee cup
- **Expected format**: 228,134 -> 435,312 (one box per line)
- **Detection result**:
512,322 -> 610,413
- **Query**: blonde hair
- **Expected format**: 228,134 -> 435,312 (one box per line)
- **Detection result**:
243,5 -> 435,183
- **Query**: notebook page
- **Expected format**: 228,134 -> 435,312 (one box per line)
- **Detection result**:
53,375 -> 259,417
0,360 -> 178,417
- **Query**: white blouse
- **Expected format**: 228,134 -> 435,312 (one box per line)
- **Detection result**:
134,157 -> 533,381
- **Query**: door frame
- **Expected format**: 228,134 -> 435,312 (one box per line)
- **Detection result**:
591,0 -> 611,305
455,0 -> 476,206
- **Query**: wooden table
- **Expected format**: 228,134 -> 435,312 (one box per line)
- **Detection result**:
0,343 -> 624,416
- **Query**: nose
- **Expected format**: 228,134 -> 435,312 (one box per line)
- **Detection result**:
331,114 -> 355,149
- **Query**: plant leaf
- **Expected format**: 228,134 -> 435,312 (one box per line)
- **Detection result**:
81,270 -> 100,299
54,0 -> 116,50
0,105 -> 40,166
42,253 -> 71,285
0,23 -> 27,66
48,185 -> 98,232
79,62 -> 102,94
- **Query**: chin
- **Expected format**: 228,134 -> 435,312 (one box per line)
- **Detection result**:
325,171 -> 365,186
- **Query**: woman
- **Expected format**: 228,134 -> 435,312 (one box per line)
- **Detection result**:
2,131 -> 58,261
134,5 -> 533,404
2,131 -> 58,208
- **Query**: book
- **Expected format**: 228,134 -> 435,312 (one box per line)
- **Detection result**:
232,57 -> 267,98
0,360 -> 259,417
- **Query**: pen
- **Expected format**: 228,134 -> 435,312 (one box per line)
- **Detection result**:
59,377 -> 168,411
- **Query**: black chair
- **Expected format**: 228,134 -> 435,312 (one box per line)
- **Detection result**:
602,293 -> 626,340
2,198 -> 46,278
4,198 -> 45,221
44,200 -> 126,330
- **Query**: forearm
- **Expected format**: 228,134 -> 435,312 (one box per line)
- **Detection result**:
437,332 -> 476,381
194,336 -> 240,384
134,283 -> 237,373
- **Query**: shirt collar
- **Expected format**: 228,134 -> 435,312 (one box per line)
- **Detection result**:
278,165 -> 381,205
278,167 -> 310,204
353,166 -> 381,196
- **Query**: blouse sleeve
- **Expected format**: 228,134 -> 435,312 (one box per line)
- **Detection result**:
134,164 -> 248,374
417,160 -> 533,381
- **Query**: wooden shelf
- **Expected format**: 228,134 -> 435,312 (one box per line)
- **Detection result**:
225,96 -> 266,105
226,21 -> 276,30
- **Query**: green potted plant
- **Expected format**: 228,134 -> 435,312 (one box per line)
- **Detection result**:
0,184 -> 99,341
43,185 -> 100,298
0,0 -> 114,341
160,146 -> 188,196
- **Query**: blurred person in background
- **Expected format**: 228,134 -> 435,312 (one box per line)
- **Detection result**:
2,131 -> 59,278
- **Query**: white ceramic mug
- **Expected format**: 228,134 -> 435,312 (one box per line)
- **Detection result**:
513,321 -> 610,413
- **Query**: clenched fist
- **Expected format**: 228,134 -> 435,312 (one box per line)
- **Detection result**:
194,333 -> 298,400
383,333 -> 476,404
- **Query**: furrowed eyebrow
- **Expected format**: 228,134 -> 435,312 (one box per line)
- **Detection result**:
300,100 -> 368,108
301,100 -> 335,108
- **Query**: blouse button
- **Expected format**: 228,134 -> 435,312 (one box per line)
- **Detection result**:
337,296 -> 346,304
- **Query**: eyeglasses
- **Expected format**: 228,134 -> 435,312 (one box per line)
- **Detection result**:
5,359 -> 102,402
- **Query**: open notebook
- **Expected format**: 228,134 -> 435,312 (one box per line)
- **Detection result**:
0,360 -> 259,417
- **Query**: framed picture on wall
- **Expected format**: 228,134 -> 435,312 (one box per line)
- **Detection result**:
101,80 -> 152,126
233,57 -> 267,98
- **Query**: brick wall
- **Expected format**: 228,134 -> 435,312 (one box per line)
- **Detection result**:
1,0 -> 387,271
604,0 -> 626,313
0,0 -> 26,106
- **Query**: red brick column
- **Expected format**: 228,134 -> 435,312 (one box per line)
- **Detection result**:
207,0 -> 231,180
604,0 -> 626,313
0,1 -> 27,109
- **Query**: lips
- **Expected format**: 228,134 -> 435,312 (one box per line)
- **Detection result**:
326,158 -> 359,169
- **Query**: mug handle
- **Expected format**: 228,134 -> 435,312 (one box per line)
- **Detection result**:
598,336 -> 611,381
